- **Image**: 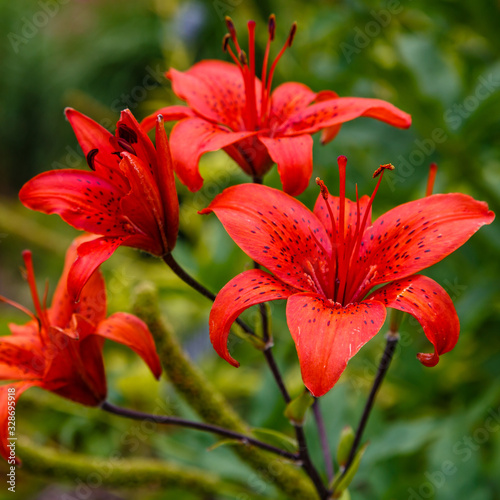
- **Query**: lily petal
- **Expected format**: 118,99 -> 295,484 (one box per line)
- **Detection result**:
279,97 -> 411,136
209,269 -> 295,366
64,108 -> 121,174
358,193 -> 495,293
116,110 -> 158,179
95,312 -> 162,379
0,333 -> 44,380
169,60 -> 261,131
368,275 -> 459,367
19,169 -> 129,235
286,293 -> 386,397
170,118 -> 256,192
67,236 -> 128,302
119,153 -> 167,255
259,134 -> 313,196
140,105 -> 196,132
201,184 -> 331,292
315,90 -> 342,144
49,235 -> 107,329
155,116 -> 179,251
269,82 -> 316,125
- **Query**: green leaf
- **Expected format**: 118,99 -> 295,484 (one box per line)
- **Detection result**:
284,390 -> 314,426
336,426 -> 355,467
331,442 -> 368,497
251,427 -> 298,452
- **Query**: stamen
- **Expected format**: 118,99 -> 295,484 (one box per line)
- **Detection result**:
336,156 -> 349,303
260,16 -> 275,121
222,33 -> 231,52
86,149 -> 98,171
263,22 -> 298,122
239,50 -> 248,66
117,138 -> 136,155
247,20 -> 258,128
345,164 -> 395,302
22,250 -> 49,330
426,163 -> 438,197
225,17 -> 241,53
0,295 -> 37,322
117,124 -> 138,144
316,177 -> 337,298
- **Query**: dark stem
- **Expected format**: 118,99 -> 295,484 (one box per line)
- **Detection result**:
342,331 -> 399,474
312,398 -> 334,483
295,425 -> 331,499
162,253 -> 256,337
252,260 -> 290,403
101,401 -> 299,462
252,175 -> 263,185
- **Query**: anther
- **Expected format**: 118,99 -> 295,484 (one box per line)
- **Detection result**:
239,50 -> 248,65
268,14 -> 276,41
86,149 -> 98,171
287,23 -> 297,47
373,163 -> 395,178
225,16 -> 236,38
315,177 -> 329,200
117,138 -> 136,156
222,33 -> 230,52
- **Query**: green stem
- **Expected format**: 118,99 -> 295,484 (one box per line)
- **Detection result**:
17,436 -> 258,497
132,283 -> 317,499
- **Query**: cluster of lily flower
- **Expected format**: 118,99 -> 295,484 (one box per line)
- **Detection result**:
0,16 -> 494,465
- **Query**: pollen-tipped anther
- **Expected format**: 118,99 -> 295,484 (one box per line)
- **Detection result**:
288,23 -> 297,47
222,33 -> 230,52
268,14 -> 276,40
373,163 -> 395,178
316,177 -> 329,200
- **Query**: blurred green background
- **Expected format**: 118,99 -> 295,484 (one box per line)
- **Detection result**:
1,0 -> 499,499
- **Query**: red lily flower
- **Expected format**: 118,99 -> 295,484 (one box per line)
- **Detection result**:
201,157 -> 494,397
141,16 -> 411,196
19,109 -> 178,300
0,236 -> 161,463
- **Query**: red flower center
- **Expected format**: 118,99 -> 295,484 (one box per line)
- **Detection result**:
223,15 -> 296,131
315,157 -> 394,305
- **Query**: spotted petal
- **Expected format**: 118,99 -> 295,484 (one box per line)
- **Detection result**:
278,97 -> 411,136
169,60 -> 261,132
286,293 -> 387,397
201,184 -> 331,292
19,169 -> 129,235
357,193 -> 495,296
368,275 -> 459,367
209,269 -> 295,366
